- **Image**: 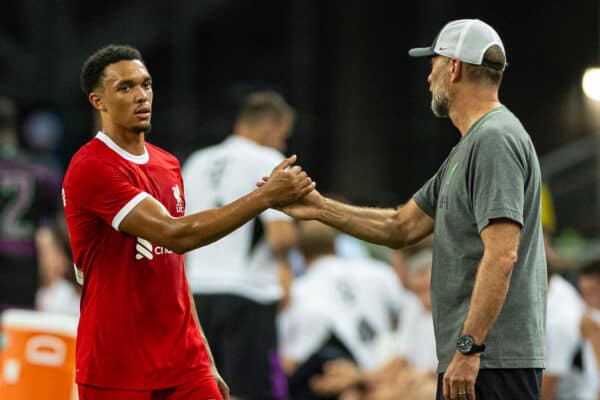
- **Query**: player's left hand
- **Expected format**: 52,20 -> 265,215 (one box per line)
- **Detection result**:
442,352 -> 480,400
213,370 -> 230,400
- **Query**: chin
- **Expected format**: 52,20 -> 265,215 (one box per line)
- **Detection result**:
132,124 -> 152,134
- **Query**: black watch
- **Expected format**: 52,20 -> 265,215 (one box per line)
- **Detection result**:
456,335 -> 485,355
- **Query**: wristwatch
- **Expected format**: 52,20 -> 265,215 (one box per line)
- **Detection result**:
456,335 -> 485,355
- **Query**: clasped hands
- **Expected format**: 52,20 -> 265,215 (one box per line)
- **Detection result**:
257,155 -> 322,219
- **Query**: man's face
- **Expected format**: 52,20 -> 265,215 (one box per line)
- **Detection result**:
258,116 -> 293,153
96,59 -> 153,134
428,56 -> 451,118
579,274 -> 600,310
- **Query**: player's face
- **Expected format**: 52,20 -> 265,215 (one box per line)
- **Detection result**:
580,275 -> 600,310
99,60 -> 153,134
428,56 -> 451,118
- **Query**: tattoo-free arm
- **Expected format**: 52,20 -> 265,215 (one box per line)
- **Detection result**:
119,156 -> 313,253
461,219 -> 521,343
315,197 -> 434,249
119,189 -> 270,254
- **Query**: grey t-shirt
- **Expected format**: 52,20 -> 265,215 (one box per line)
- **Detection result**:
413,105 -> 547,372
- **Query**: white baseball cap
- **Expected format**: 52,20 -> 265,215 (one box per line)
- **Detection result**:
409,19 -> 506,71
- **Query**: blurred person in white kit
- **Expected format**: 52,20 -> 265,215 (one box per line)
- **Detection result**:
278,220 -> 407,399
541,185 -> 599,400
182,91 -> 297,400
309,248 -> 437,400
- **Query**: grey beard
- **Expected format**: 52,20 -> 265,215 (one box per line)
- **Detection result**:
132,124 -> 152,134
431,96 -> 449,118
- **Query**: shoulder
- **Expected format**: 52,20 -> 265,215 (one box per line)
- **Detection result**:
549,275 -> 584,309
146,142 -> 181,167
65,140 -> 115,178
182,143 -> 222,169
471,108 -> 529,147
227,136 -> 284,162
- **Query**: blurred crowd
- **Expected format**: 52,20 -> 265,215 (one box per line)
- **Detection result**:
0,97 -> 80,318
1,92 -> 600,400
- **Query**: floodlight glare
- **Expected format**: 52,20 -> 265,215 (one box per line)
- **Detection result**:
582,67 -> 600,101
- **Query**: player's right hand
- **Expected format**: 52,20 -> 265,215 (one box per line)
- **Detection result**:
260,155 -> 315,208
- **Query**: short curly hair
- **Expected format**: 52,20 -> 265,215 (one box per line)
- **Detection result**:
80,44 -> 144,95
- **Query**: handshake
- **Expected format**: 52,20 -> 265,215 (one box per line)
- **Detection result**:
256,154 -> 322,219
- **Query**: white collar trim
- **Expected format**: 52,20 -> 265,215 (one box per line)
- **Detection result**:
95,131 -> 149,164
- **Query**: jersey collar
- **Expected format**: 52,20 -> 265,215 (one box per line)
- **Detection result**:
95,131 -> 149,164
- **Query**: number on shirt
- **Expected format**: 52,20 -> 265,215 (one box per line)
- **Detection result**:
0,170 -> 35,240
357,317 -> 376,343
210,157 -> 228,207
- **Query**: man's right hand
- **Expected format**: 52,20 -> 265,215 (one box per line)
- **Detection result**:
279,189 -> 323,220
260,155 -> 315,208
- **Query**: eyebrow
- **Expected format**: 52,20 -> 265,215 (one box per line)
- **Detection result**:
114,76 -> 152,86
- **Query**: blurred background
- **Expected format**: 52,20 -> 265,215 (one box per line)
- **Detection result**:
3,1 -> 600,399
2,0 -> 600,261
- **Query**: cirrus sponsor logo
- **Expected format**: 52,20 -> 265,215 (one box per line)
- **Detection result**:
135,237 -> 174,260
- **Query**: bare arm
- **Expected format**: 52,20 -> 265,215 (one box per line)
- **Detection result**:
266,219 -> 297,259
282,192 -> 434,249
120,157 -> 313,253
461,219 -> 521,343
443,219 -> 521,399
581,313 -> 600,372
541,375 -> 560,400
265,219 -> 297,309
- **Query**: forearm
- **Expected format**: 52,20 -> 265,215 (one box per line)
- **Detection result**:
316,198 -> 403,248
462,252 -> 515,343
124,189 -> 270,254
173,190 -> 269,251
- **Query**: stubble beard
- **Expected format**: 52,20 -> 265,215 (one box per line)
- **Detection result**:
431,89 -> 450,118
132,124 -> 152,135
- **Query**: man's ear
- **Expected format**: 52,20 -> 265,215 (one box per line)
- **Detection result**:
450,59 -> 463,83
89,91 -> 106,112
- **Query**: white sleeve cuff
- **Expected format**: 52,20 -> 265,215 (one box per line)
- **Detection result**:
112,192 -> 151,230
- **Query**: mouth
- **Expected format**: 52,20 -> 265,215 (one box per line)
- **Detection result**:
134,107 -> 151,120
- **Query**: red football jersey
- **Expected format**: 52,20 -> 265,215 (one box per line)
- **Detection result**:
62,132 -> 212,390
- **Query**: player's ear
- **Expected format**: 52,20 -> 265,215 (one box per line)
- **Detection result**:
89,91 -> 106,112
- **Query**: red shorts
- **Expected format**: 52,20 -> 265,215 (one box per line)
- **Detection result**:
78,376 -> 223,400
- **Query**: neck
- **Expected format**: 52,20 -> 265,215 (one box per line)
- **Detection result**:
101,121 -> 146,155
233,129 -> 261,145
303,252 -> 335,268
449,85 -> 501,136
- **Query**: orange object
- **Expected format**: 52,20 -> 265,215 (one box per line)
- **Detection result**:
0,310 -> 78,400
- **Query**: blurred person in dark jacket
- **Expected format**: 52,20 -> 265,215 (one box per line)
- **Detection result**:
0,97 -> 62,311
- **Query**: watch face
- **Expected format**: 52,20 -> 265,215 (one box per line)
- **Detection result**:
457,335 -> 474,353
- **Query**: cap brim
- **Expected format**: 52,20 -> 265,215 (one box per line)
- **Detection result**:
408,47 -> 435,58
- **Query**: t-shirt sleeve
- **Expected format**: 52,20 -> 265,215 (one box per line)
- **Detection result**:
469,130 -> 526,233
413,155 -> 452,218
66,158 -> 150,230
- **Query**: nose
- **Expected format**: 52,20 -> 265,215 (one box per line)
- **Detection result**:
133,86 -> 149,103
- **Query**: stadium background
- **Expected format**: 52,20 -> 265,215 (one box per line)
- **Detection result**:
1,0 -> 599,254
